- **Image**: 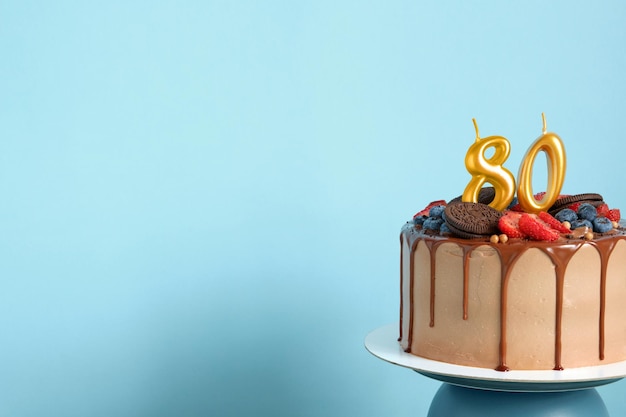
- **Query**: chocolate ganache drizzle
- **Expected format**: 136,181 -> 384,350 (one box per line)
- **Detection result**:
399,222 -> 626,372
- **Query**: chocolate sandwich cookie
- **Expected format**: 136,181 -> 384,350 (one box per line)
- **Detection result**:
548,193 -> 604,215
448,187 -> 496,206
445,222 -> 490,239
444,202 -> 502,236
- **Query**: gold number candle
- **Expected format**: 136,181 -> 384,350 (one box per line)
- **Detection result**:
462,119 -> 516,211
517,113 -> 566,213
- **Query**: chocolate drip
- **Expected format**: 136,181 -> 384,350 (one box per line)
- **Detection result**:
423,240 -> 443,327
491,247 -> 526,372
588,239 -> 620,360
462,246 -> 472,320
404,235 -> 421,352
400,223 -> 626,371
539,244 -> 582,370
424,240 -> 472,327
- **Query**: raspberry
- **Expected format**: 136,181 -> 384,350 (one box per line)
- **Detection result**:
568,202 -> 582,212
596,203 -> 610,217
538,211 -> 571,233
498,211 -> 525,239
414,200 -> 447,218
607,208 -> 621,222
518,213 -> 560,241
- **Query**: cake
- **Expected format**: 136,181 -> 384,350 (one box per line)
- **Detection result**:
400,117 -> 626,371
399,191 -> 626,371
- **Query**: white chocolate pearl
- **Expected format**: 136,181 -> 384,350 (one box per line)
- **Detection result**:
584,231 -> 594,241
562,221 -> 571,230
499,234 -> 509,243
490,234 -> 500,244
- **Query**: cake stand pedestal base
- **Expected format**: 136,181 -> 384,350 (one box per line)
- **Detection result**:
427,383 -> 608,417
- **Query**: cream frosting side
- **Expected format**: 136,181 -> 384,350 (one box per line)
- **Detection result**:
399,226 -> 626,371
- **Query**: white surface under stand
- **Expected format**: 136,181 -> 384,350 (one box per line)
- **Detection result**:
365,324 -> 626,416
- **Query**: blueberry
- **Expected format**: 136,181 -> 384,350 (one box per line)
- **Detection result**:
571,219 -> 593,230
413,215 -> 427,226
507,197 -> 519,210
423,217 -> 444,231
555,208 -> 578,223
593,217 -> 613,233
577,203 -> 597,221
440,222 -> 451,235
429,205 -> 446,218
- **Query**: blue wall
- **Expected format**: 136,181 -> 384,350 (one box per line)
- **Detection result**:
2,1 -> 626,416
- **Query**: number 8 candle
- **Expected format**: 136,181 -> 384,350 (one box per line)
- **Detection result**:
516,113 -> 566,213
462,119 -> 516,211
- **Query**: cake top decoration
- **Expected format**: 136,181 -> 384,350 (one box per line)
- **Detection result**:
410,115 -> 621,242
462,113 -> 566,213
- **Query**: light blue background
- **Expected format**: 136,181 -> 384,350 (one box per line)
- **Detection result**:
2,1 -> 626,416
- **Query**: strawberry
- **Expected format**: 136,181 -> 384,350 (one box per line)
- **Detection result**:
413,200 -> 447,218
596,203 -> 610,218
607,208 -> 621,222
498,211 -> 525,238
518,213 -> 560,241
538,211 -> 571,233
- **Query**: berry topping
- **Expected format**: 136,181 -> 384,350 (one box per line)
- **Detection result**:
506,197 -> 519,211
423,217 -> 444,231
577,203 -> 598,221
607,208 -> 621,222
593,217 -> 613,233
538,211 -> 571,233
554,208 -> 578,224
596,203 -> 610,218
518,213 -> 560,242
571,219 -> 593,230
413,215 -> 427,226
568,202 -> 582,212
429,205 -> 446,218
498,211 -> 525,239
414,200 -> 447,218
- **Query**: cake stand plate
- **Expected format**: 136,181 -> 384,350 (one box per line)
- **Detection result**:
366,324 -> 626,416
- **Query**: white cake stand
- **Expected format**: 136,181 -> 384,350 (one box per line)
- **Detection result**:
365,324 -> 626,416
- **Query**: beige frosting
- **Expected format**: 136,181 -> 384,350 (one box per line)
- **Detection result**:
399,228 -> 626,370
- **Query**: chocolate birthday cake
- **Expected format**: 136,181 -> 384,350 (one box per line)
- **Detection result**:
399,119 -> 626,371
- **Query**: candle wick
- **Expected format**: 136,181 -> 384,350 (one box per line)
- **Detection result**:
472,118 -> 480,142
541,112 -> 547,134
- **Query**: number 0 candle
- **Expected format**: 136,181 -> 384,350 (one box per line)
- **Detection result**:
462,119 -> 516,211
516,114 -> 566,213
